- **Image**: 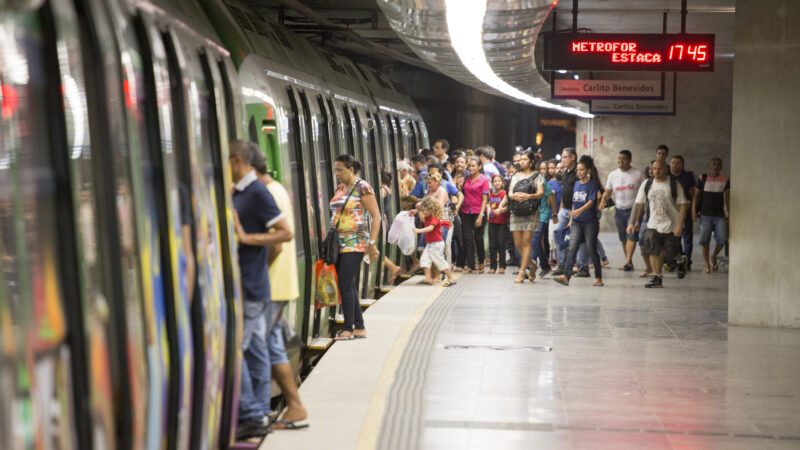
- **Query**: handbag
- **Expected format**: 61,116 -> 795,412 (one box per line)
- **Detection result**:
509,173 -> 539,217
321,179 -> 360,265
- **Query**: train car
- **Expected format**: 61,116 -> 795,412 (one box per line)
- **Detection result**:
0,0 -> 427,447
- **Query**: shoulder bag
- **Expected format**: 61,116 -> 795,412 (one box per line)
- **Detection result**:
321,180 -> 360,265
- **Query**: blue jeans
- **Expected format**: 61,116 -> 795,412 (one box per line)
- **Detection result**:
531,220 -> 550,270
239,300 -> 271,421
699,215 -> 727,246
578,239 -> 607,269
563,221 -> 602,280
553,208 -> 571,268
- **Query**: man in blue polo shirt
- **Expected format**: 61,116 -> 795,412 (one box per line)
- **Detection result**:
229,140 -> 293,440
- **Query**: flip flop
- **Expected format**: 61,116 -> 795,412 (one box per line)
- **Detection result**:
639,271 -> 651,278
553,276 -> 569,286
272,420 -> 310,430
388,268 -> 401,283
593,280 -> 605,287
334,331 -> 354,341
443,280 -> 457,287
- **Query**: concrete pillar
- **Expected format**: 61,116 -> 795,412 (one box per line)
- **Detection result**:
728,0 -> 800,328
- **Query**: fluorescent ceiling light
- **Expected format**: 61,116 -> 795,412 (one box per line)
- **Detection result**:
444,0 -> 594,119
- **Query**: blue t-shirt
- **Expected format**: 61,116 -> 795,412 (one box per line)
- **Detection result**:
233,175 -> 284,301
549,179 -> 562,215
571,179 -> 599,223
410,179 -> 459,198
539,181 -> 553,222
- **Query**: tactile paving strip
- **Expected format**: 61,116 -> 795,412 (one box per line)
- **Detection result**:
376,277 -> 471,450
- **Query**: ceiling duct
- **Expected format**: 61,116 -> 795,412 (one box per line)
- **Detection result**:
376,0 -> 593,117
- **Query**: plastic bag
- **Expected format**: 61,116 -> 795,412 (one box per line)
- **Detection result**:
315,260 -> 340,309
280,318 -> 303,351
388,211 -> 417,256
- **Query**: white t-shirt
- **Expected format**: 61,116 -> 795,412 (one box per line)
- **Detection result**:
605,167 -> 646,209
634,178 -> 688,234
482,162 -> 500,177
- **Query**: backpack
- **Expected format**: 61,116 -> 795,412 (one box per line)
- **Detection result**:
509,173 -> 540,217
695,174 -> 707,213
644,175 -> 678,218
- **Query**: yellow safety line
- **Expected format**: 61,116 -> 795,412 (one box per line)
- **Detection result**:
355,277 -> 454,450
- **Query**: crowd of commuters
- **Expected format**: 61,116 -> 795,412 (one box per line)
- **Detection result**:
227,136 -> 730,440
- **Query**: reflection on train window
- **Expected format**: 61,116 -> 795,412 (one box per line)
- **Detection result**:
342,105 -> 355,157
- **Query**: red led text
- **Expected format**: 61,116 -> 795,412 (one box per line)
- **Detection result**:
668,44 -> 708,61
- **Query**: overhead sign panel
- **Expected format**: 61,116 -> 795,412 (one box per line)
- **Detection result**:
553,79 -> 662,100
543,33 -> 715,72
591,74 -> 676,115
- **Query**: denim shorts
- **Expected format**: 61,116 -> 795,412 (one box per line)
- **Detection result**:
699,215 -> 727,246
266,301 -> 289,366
614,208 -> 636,242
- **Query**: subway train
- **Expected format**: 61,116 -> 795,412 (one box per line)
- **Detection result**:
0,0 -> 428,448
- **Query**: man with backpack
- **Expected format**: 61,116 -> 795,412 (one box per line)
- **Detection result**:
627,159 -> 689,288
693,157 -> 730,273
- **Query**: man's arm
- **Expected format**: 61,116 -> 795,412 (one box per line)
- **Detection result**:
674,203 -> 688,236
268,243 -> 282,266
238,217 -> 293,246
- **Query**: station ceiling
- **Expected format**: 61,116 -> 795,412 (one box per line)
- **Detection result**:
248,0 -> 736,112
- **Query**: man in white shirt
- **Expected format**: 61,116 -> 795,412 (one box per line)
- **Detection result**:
601,150 -> 645,271
627,159 -> 688,288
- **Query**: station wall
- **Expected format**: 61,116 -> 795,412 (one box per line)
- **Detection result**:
728,0 -> 800,328
575,62 -> 734,232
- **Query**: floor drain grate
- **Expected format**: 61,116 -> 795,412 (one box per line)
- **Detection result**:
441,344 -> 553,352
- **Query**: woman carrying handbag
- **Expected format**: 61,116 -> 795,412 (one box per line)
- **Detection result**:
327,154 -> 381,341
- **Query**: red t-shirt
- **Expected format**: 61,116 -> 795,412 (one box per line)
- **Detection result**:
488,190 -> 509,224
424,216 -> 443,243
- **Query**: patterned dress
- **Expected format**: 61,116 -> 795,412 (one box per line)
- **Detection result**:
329,179 -> 375,253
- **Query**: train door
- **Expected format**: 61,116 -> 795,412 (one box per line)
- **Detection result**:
0,5 -> 84,448
341,104 -> 356,158
393,115 -> 407,160
408,118 -> 419,153
284,85 -> 317,347
297,89 -> 327,343
133,15 -> 194,450
71,0 -> 156,446
198,52 -> 243,450
374,111 -> 400,271
349,106 -> 375,299
312,95 -> 338,339
162,30 -> 229,450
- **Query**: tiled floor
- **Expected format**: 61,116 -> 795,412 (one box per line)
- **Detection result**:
422,233 -> 800,449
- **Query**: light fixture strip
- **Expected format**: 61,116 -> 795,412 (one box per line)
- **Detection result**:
444,0 -> 594,119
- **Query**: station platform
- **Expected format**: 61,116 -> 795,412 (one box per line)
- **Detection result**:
264,233 -> 800,449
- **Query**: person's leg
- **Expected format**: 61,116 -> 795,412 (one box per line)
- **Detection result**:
244,330 -> 271,420
639,221 -> 652,275
530,224 -> 543,268
597,239 -> 608,264
265,303 -> 307,425
554,208 -> 571,270
555,223 -> 585,284
711,216 -> 726,268
699,215 -> 713,271
520,230 -> 534,276
461,212 -> 476,270
577,243 -> 588,271
536,221 -> 550,271
498,224 -> 508,271
475,218 -> 486,270
585,221 -> 602,281
488,223 -> 499,271
682,215 -> 694,269
335,252 -> 363,332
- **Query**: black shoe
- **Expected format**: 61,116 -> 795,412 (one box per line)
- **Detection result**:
551,268 -> 564,276
237,420 -> 272,441
623,263 -> 634,272
575,268 -> 590,278
677,256 -> 687,279
645,276 -> 663,288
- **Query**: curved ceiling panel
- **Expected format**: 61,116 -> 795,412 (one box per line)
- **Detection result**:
376,0 -> 592,117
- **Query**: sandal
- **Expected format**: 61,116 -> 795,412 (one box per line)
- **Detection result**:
353,329 -> 367,339
528,261 -> 538,282
553,275 -> 569,286
594,279 -> 605,287
272,420 -> 310,430
387,267 -> 401,284
334,330 -> 354,341
639,271 -> 651,278
497,268 -> 505,274
514,274 -> 525,283
443,280 -> 457,287
487,269 -> 496,274
703,265 -> 711,274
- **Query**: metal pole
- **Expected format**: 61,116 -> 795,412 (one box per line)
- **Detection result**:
572,0 -> 578,32
681,0 -> 688,33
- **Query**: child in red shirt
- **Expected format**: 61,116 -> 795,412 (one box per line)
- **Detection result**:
487,174 -> 509,274
414,197 -> 457,286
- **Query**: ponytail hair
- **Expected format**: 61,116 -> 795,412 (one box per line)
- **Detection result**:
578,154 -> 603,191
335,154 -> 363,174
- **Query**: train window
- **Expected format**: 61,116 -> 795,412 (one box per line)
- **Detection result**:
217,60 -> 237,141
342,105 -> 355,157
297,90 -> 323,244
351,106 -> 366,164
325,97 -> 340,155
409,119 -> 419,152
316,96 -> 335,217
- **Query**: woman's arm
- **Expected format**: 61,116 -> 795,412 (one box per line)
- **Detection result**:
362,191 -> 382,259
527,182 -> 545,200
454,191 -> 464,215
498,194 -> 509,213
476,193 -> 489,226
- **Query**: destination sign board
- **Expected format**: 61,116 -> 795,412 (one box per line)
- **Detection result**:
543,33 -> 715,72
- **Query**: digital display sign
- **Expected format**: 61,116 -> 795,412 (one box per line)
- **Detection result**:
543,33 -> 715,72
